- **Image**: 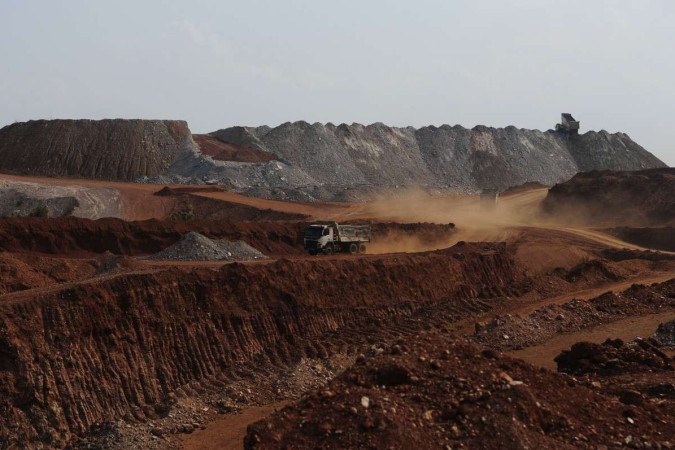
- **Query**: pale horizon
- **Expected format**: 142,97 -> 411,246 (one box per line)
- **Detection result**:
1,0 -> 673,165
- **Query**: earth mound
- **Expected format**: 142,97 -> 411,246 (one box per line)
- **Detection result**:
652,319 -> 675,347
607,226 -> 675,252
555,338 -> 673,376
245,336 -> 674,449
542,168 -> 675,226
0,119 -> 195,181
148,231 -> 267,261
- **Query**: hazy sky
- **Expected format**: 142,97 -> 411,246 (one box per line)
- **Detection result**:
1,0 -> 673,165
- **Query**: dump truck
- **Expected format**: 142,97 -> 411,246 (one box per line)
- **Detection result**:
555,113 -> 580,134
303,222 -> 371,255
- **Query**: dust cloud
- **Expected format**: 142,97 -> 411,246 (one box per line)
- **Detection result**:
351,187 -> 551,254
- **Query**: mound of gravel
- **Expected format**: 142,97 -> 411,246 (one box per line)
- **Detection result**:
149,232 -> 267,261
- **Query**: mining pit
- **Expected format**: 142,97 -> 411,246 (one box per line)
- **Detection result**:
0,170 -> 672,449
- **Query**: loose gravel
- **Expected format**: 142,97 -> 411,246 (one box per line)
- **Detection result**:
149,232 -> 267,261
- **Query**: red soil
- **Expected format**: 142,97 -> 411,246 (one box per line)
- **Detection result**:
542,168 -> 675,227
0,217 -> 306,257
0,243 -> 520,447
245,335 -> 674,449
193,135 -> 276,163
0,217 -> 458,259
0,253 -> 98,295
165,192 -> 309,221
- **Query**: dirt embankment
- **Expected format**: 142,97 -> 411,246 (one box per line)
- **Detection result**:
244,334 -> 674,449
473,279 -> 675,351
160,189 -> 309,222
0,217 -> 458,258
0,243 -> 520,448
0,217 -> 306,257
0,119 -> 195,181
0,253 -> 100,295
607,227 -> 675,252
542,168 -> 675,227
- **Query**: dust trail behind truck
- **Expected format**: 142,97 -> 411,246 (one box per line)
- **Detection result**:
303,221 -> 371,255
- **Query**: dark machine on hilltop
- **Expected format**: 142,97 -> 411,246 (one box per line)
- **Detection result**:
303,222 -> 371,255
555,113 -> 580,135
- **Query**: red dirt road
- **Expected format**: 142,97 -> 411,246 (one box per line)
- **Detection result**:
181,403 -> 289,450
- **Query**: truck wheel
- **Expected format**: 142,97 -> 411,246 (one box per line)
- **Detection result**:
349,243 -> 358,254
323,245 -> 333,255
358,244 -> 367,253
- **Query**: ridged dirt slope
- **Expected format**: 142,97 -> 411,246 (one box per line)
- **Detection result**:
0,119 -> 195,181
542,168 -> 675,227
0,243 -> 519,447
210,122 -> 666,192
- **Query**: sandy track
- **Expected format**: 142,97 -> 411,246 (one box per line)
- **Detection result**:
180,403 -> 289,450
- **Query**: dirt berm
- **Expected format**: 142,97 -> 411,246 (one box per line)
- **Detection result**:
608,226 -> 675,252
0,217 -> 457,258
542,168 -> 675,227
0,243 -> 520,447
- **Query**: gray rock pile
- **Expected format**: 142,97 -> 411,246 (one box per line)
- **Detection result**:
0,179 -> 122,219
0,189 -> 77,217
149,232 -> 267,261
150,121 -> 666,201
1,118 -> 666,202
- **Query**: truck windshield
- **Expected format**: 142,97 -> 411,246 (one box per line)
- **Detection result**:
304,228 -> 324,238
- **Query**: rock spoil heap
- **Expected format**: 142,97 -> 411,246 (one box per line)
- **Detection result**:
148,231 -> 267,261
0,179 -> 122,219
0,118 -> 666,201
198,122 -> 665,200
0,119 -> 195,181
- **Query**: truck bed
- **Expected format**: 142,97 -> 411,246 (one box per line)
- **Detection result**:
336,225 -> 371,242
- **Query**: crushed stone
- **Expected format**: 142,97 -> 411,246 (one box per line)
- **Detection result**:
149,232 -> 267,261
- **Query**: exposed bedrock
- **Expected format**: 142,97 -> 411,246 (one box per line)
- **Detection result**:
0,243 -> 520,447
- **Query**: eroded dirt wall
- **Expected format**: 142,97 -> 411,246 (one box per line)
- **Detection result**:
0,243 -> 520,447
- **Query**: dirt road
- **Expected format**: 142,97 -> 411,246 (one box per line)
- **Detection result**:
0,173 -> 352,220
508,311 -> 675,370
181,403 -> 289,450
